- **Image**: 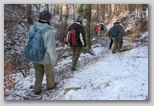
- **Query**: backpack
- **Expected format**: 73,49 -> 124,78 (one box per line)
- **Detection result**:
109,26 -> 120,37
100,25 -> 104,30
68,29 -> 79,46
99,24 -> 105,31
24,24 -> 50,61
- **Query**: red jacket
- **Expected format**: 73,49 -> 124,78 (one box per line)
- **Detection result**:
95,24 -> 100,32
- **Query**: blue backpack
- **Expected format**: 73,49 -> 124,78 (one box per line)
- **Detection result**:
109,26 -> 120,37
24,24 -> 50,61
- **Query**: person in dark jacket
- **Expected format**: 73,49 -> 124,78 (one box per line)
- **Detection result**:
108,21 -> 126,51
108,21 -> 126,53
66,16 -> 86,71
99,23 -> 107,35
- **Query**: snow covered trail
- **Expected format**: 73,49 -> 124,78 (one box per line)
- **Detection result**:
4,44 -> 109,101
5,43 -> 148,101
63,45 -> 148,100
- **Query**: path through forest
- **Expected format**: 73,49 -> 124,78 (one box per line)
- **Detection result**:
5,33 -> 147,100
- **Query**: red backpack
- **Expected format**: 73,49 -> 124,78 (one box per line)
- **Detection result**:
68,29 -> 78,46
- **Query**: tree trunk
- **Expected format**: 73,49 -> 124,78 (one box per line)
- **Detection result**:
97,4 -> 99,22
83,4 -> 92,53
49,4 -> 54,17
101,4 -> 105,22
26,4 -> 33,25
78,4 -> 84,16
61,4 -> 69,42
59,4 -> 63,21
45,4 -> 49,11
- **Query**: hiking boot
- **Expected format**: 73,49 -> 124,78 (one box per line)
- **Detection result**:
25,91 -> 42,100
47,82 -> 57,91
112,51 -> 116,54
34,90 -> 42,95
71,67 -> 77,71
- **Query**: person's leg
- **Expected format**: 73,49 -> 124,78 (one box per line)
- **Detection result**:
72,47 -> 82,70
33,64 -> 44,94
112,37 -> 118,54
119,35 -> 123,49
71,47 -> 75,69
117,36 -> 121,52
109,38 -> 113,49
44,64 -> 55,90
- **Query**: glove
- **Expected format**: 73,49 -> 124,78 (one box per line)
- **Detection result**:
64,41 -> 68,44
83,44 -> 86,48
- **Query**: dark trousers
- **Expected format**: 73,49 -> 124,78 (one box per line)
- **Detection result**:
96,32 -> 98,36
119,35 -> 123,49
112,36 -> 121,53
109,38 -> 113,49
71,47 -> 82,69
109,36 -> 123,49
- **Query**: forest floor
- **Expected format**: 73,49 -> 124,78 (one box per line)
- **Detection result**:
4,31 -> 148,101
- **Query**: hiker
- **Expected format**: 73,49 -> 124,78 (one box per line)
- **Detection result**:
95,23 -> 100,36
108,21 -> 126,53
99,23 -> 107,34
108,38 -> 113,50
24,10 -> 57,95
66,16 -> 86,71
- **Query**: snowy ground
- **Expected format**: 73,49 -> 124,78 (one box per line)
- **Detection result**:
64,45 -> 148,100
4,7 -> 149,101
5,39 -> 148,100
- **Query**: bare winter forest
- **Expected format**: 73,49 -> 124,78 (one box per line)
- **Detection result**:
4,4 -> 148,100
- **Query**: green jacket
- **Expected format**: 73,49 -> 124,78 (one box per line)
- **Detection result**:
29,22 -> 57,65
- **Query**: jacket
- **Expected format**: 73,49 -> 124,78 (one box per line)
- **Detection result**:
66,22 -> 86,47
29,22 -> 57,65
95,24 -> 100,32
109,24 -> 126,37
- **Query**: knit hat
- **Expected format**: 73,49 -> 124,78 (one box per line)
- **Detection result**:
76,16 -> 83,24
114,21 -> 120,25
39,10 -> 51,21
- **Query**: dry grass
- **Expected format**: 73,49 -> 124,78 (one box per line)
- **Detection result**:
4,60 -> 15,96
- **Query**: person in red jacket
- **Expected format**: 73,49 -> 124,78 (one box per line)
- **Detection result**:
95,23 -> 100,36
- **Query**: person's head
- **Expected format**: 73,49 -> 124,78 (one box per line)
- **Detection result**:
76,16 -> 83,24
114,19 -> 121,25
39,10 -> 51,21
114,21 -> 120,26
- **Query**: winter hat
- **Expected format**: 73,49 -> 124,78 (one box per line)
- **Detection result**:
39,10 -> 51,21
114,21 -> 120,25
76,16 -> 83,24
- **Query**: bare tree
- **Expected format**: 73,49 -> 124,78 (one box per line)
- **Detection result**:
83,4 -> 92,53
26,4 -> 33,25
61,4 -> 69,42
